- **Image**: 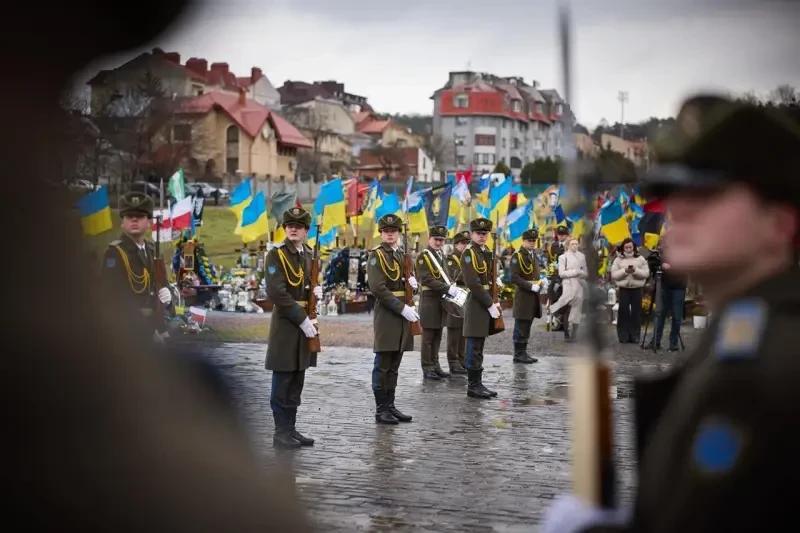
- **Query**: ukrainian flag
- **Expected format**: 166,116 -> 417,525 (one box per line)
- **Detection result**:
77,186 -> 112,236
314,178 -> 347,234
373,192 -> 403,237
506,201 -> 533,250
599,198 -> 631,245
239,191 -> 268,243
229,178 -> 253,235
405,189 -> 429,234
488,177 -> 512,225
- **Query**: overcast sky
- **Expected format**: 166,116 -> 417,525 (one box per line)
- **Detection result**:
74,0 -> 800,127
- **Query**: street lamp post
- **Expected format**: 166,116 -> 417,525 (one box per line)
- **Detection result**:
617,90 -> 629,139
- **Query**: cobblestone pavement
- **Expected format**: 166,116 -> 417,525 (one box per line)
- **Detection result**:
197,310 -> 700,532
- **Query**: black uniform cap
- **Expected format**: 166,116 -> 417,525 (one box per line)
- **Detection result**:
522,229 -> 538,241
120,192 -> 153,218
282,207 -> 311,229
429,225 -> 448,238
470,218 -> 492,232
452,231 -> 470,244
378,214 -> 402,231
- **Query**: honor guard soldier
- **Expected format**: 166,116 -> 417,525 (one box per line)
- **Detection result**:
444,231 -> 471,375
102,192 -> 172,338
542,96 -> 800,532
264,207 -> 323,449
367,214 -> 419,424
461,218 -> 503,399
509,229 -> 543,363
417,225 -> 461,380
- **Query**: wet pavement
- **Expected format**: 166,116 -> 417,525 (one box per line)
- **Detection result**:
197,315 -> 696,531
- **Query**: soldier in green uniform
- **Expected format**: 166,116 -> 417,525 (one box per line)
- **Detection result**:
542,96 -> 800,532
367,214 -> 419,424
461,218 -> 503,399
264,207 -> 323,449
417,225 -> 461,380
444,231 -> 470,375
102,192 -> 172,339
509,229 -> 542,364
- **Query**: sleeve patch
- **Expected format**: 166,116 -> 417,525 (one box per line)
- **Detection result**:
714,298 -> 767,360
105,257 -> 116,268
267,265 -> 277,275
464,255 -> 471,264
692,419 -> 742,475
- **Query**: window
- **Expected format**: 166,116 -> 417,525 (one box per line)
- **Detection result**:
172,124 -> 192,142
512,138 -> 521,149
453,93 -> 469,108
535,103 -> 544,114
502,119 -> 508,129
510,156 -> 523,169
456,116 -> 469,126
225,125 -> 239,174
512,99 -> 521,112
473,153 -> 480,165
474,134 -> 496,146
502,138 -> 507,149
456,155 -> 466,166
454,135 -> 466,146
482,153 -> 495,165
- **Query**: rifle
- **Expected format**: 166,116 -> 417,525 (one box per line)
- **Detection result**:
560,5 -> 616,509
153,214 -> 169,328
306,218 -> 322,353
489,211 -> 505,333
402,222 -> 422,336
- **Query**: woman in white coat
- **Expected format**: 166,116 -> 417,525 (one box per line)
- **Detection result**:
610,237 -> 650,343
548,238 -> 587,341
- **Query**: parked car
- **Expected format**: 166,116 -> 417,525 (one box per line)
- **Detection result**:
129,181 -> 175,206
188,181 -> 229,199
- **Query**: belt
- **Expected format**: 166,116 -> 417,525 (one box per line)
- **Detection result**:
481,284 -> 491,289
391,291 -> 406,297
421,287 -> 441,293
295,300 -> 307,305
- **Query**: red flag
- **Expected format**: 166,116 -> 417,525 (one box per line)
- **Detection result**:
644,198 -> 666,213
455,169 -> 473,183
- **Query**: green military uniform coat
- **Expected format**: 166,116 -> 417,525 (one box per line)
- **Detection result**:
367,243 -> 414,352
615,268 -> 800,533
461,243 -> 497,338
510,248 -> 542,320
102,234 -> 162,330
265,239 -> 317,372
416,246 -> 449,329
444,250 -> 465,329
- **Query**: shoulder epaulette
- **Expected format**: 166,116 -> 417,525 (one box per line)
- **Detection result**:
109,240 -> 122,246
371,245 -> 382,251
274,242 -> 285,248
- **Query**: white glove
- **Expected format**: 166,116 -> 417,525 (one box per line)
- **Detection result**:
313,286 -> 323,299
447,285 -> 459,298
158,287 -> 172,304
300,317 -> 318,338
401,305 -> 420,322
408,276 -> 419,290
488,303 -> 501,319
541,494 -> 630,533
530,282 -> 541,293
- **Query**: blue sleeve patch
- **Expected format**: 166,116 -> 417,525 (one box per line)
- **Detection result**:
370,257 -> 377,266
692,419 -> 742,474
267,265 -> 276,275
511,257 -> 517,264
464,254 -> 471,264
714,298 -> 767,360
105,257 -> 116,268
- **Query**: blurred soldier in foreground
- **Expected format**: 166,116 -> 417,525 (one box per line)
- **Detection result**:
543,96 -> 800,533
509,229 -> 543,363
264,207 -> 323,449
367,214 -> 418,424
444,231 -> 471,374
102,192 -> 172,339
7,2 -> 311,531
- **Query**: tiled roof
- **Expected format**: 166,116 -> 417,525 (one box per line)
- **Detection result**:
176,91 -> 311,148
358,119 -> 391,134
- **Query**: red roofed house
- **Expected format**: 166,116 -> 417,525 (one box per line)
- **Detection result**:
355,112 -> 421,149
88,48 -> 280,113
355,146 -> 434,182
431,71 -> 572,177
154,90 -> 311,182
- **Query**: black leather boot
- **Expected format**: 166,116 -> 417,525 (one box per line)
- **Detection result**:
513,343 -> 538,363
449,361 -> 468,374
288,410 -> 314,446
479,370 -> 498,398
434,366 -> 451,378
273,431 -> 301,449
374,390 -> 399,424
467,369 -> 492,399
387,390 -> 412,422
423,369 -> 442,380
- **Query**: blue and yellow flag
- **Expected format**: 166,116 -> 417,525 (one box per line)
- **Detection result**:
240,191 -> 268,243
314,178 -> 346,234
229,178 -> 253,235
488,177 -> 512,225
77,186 -> 112,236
599,198 -> 631,245
506,201 -> 533,250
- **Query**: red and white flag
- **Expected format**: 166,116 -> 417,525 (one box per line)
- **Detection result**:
189,306 -> 207,326
171,196 -> 193,230
152,208 -> 173,242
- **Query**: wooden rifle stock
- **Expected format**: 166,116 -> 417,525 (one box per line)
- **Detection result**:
307,222 -> 322,352
403,223 -> 422,336
152,216 -> 169,327
489,220 -> 505,333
